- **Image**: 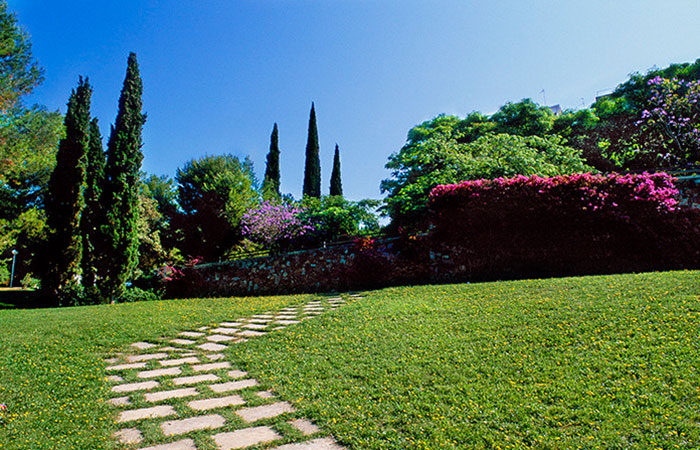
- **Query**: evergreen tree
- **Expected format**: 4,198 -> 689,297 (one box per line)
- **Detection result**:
262,122 -> 281,199
43,77 -> 92,302
302,102 -> 321,198
99,52 -> 146,301
330,143 -> 343,197
80,118 -> 105,298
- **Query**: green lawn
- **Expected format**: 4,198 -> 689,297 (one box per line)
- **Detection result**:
1,271 -> 699,449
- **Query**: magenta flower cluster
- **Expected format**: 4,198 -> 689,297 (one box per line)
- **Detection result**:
241,201 -> 316,246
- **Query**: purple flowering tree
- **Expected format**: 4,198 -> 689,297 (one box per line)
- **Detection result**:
241,201 -> 315,251
637,76 -> 700,166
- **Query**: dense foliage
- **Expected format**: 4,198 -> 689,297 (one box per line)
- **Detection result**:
302,102 -> 321,198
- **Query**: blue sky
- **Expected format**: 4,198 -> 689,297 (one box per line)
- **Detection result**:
9,0 -> 700,200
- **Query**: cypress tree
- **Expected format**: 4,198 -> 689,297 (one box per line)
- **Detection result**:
330,143 -> 343,197
43,77 -> 92,302
302,102 -> 321,198
98,52 -> 146,301
262,122 -> 281,198
81,118 -> 105,298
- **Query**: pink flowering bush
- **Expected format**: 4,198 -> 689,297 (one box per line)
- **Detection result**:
241,201 -> 315,250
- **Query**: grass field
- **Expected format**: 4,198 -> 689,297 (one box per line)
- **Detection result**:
1,271 -> 699,449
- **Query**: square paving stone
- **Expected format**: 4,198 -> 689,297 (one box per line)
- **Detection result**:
131,342 -> 157,350
161,414 -> 225,436
160,357 -> 200,367
106,362 -> 147,371
170,338 -> 196,346
288,418 -> 320,436
187,394 -> 245,411
209,379 -> 258,393
114,427 -> 143,444
109,396 -> 131,406
145,387 -> 199,402
139,439 -> 197,450
172,374 -> 220,385
235,401 -> 295,423
137,367 -> 182,379
210,327 -> 238,335
117,405 -> 176,423
127,352 -> 169,363
112,380 -> 159,393
213,426 -> 281,450
220,322 -> 242,327
238,330 -> 265,337
198,342 -> 228,352
192,362 -> 231,372
243,323 -> 268,330
271,438 -> 345,450
228,369 -> 248,379
179,331 -> 205,338
207,334 -> 238,342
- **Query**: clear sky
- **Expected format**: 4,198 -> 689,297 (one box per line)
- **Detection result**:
9,0 -> 700,200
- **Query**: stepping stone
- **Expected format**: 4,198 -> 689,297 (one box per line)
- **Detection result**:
206,353 -> 225,361
272,326 -> 286,331
252,314 -> 274,318
160,347 -> 191,352
209,379 -> 258,393
192,362 -> 231,372
109,396 -> 131,406
188,394 -> 245,411
213,426 -> 281,450
238,330 -> 265,337
111,380 -> 159,393
198,326 -> 209,331
327,297 -> 342,300
207,334 -> 237,342
172,374 -> 220,386
117,405 -> 176,423
106,375 -> 124,383
106,362 -> 147,371
243,323 -> 268,330
275,314 -> 298,319
127,352 -> 169,362
248,318 -> 272,324
170,338 -> 196,346
220,322 -> 242,327
275,320 -> 300,325
161,414 -> 225,436
256,390 -> 275,399
198,342 -> 227,352
104,357 -> 120,364
139,439 -> 197,450
179,331 -> 205,338
271,437 -> 345,450
160,357 -> 200,367
288,418 -> 320,436
114,427 -> 143,444
137,367 -> 181,379
145,387 -> 199,402
210,327 -> 238,335
131,342 -> 157,350
235,401 -> 295,423
228,369 -> 248,379
304,311 -> 322,316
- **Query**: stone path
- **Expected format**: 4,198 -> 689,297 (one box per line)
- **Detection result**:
105,295 -> 360,450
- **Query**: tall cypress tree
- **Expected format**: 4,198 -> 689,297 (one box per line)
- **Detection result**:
43,77 -> 92,302
330,143 -> 343,197
98,52 -> 146,301
302,102 -> 321,198
81,118 -> 105,298
262,122 -> 281,198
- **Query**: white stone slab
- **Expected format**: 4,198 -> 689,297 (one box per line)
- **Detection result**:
238,330 -> 265,337
235,401 -> 295,422
139,439 -> 197,450
209,379 -> 258,393
220,322 -> 242,327
104,357 -> 120,364
106,375 -> 123,383
271,437 -> 345,450
227,369 -> 248,379
179,331 -> 205,338
206,334 -> 237,342
187,394 -> 245,411
144,387 -> 199,402
117,405 -> 176,423
213,426 -> 281,450
210,327 -> 238,335
243,323 -> 268,330
111,380 -> 159,393
170,338 -> 196,346
106,362 -> 147,371
137,367 -> 181,379
197,342 -> 227,352
126,352 -> 168,362
206,353 -> 225,361
160,357 -> 200,367
172,374 -> 220,385
131,342 -> 157,350
192,361 -> 231,372
252,314 -> 274,319
161,414 -> 225,436
256,390 -> 275,399
249,318 -> 272,324
288,418 -> 320,436
109,396 -> 131,406
275,320 -> 300,325
114,427 -> 143,444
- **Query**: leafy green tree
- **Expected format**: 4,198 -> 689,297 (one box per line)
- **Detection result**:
262,123 -> 281,199
491,98 -> 555,137
99,53 -> 146,301
175,154 -> 259,260
300,196 -> 379,242
80,118 -> 104,296
43,77 -> 92,302
330,143 -> 343,197
0,0 -> 43,113
303,102 -> 321,198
